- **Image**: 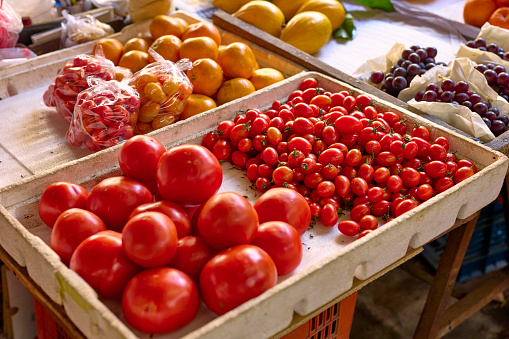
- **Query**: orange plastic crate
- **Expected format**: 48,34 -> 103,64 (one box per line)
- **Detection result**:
34,298 -> 71,339
281,292 -> 357,339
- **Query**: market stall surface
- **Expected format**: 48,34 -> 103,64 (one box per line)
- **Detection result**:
351,257 -> 509,338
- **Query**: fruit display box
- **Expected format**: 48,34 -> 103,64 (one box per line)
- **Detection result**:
210,10 -> 509,156
0,71 -> 507,339
0,11 -> 306,188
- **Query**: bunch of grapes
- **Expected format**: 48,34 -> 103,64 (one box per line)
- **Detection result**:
466,38 -> 509,61
369,45 -> 446,97
414,79 -> 508,136
474,62 -> 509,101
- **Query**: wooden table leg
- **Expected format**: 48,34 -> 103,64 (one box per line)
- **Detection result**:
413,211 -> 480,339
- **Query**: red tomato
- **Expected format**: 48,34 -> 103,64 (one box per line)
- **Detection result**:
337,220 -> 360,236
251,221 -> 303,276
334,175 -> 351,197
129,200 -> 191,238
122,212 -> 178,267
121,267 -> 199,333
299,77 -> 318,91
254,187 -> 311,235
38,181 -> 88,228
359,214 -> 378,231
288,136 -> 313,156
350,177 -> 368,196
199,244 -> 278,315
394,199 -> 419,217
70,230 -> 140,299
50,208 -> 106,265
350,204 -> 371,222
318,148 -> 344,166
334,115 -> 362,134
118,135 -> 165,183
454,166 -> 475,184
157,144 -> 222,206
321,203 -> 339,227
198,192 -> 259,250
87,176 -> 152,232
169,236 -> 213,282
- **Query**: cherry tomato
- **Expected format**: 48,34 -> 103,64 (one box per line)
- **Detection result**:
320,203 -> 339,227
38,181 -> 88,228
359,215 -> 378,231
169,236 -> 213,283
399,167 -> 421,187
337,220 -> 360,236
70,230 -> 140,299
87,176 -> 152,232
334,175 -> 351,197
412,124 -> 430,141
350,177 -> 368,196
288,136 -> 313,156
50,208 -> 106,265
375,151 -> 397,167
255,177 -> 272,192
319,148 -> 344,166
118,135 -> 165,183
273,166 -> 294,186
254,187 -> 311,235
122,267 -> 199,333
350,204 -> 371,222
202,131 -> 219,151
435,176 -> 454,193
454,166 -> 475,184
251,221 -> 303,276
394,199 -> 419,217
425,160 -> 447,178
157,144 -> 222,206
198,192 -> 258,250
371,200 -> 391,216
217,120 -> 235,139
386,175 -> 403,193
199,244 -> 277,315
433,136 -> 450,151
417,184 -> 434,201
334,115 -> 362,134
299,77 -> 318,91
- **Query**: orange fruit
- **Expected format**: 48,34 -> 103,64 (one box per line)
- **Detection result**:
150,15 -> 187,39
179,94 -> 217,120
463,0 -> 499,28
149,35 -> 183,63
216,78 -> 256,106
119,50 -> 149,73
93,38 -> 124,65
249,68 -> 285,90
173,17 -> 190,30
489,7 -> 509,29
123,37 -> 153,53
179,36 -> 219,62
181,21 -> 222,46
187,58 -> 224,97
217,42 -> 258,79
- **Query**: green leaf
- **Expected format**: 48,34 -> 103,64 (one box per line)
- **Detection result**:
333,12 -> 356,42
348,0 -> 395,12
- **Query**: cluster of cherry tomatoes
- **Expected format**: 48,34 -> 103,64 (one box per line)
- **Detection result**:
202,77 -> 478,238
37,135 -> 310,334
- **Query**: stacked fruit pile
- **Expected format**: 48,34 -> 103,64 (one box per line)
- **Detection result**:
203,77 -> 478,233
463,0 -> 509,29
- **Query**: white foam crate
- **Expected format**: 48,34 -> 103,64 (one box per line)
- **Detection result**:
0,11 -> 305,189
0,71 -> 507,339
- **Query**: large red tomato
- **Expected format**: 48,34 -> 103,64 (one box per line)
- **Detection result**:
122,212 -> 178,268
69,230 -> 140,299
118,135 -> 166,183
121,267 -> 200,334
169,236 -> 213,282
50,208 -> 106,265
253,187 -> 311,235
199,244 -> 277,315
251,221 -> 303,276
86,176 -> 153,232
38,182 -> 88,228
156,144 -> 222,206
129,200 -> 191,238
197,192 -> 258,250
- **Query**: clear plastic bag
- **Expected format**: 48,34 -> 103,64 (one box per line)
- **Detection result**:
43,53 -> 120,123
60,10 -> 114,48
67,77 -> 140,152
0,1 -> 23,48
129,49 -> 193,134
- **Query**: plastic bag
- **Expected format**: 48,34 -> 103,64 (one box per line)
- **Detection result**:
0,1 -> 23,48
67,77 -> 140,152
43,53 -> 120,123
60,10 -> 114,48
129,49 -> 193,134
128,0 -> 172,23
399,58 -> 509,142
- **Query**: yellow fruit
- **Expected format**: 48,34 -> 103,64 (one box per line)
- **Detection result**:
212,0 -> 252,14
249,68 -> 285,90
280,11 -> 332,55
217,42 -> 258,79
296,0 -> 346,31
179,94 -> 217,120
232,1 -> 285,37
272,0 -> 310,22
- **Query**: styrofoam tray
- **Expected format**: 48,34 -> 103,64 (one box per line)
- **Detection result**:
0,71 -> 507,339
0,11 -> 305,189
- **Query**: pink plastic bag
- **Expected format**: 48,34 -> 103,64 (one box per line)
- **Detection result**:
67,77 -> 140,152
0,1 -> 23,48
